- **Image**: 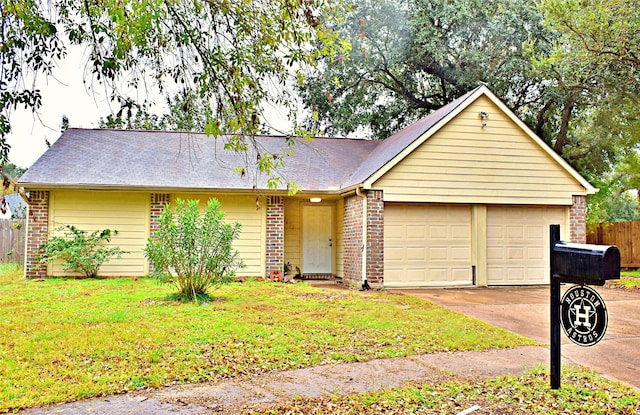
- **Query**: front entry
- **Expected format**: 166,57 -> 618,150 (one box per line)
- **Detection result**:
302,205 -> 333,274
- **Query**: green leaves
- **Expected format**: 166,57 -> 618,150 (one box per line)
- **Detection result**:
144,198 -> 244,301
1,0 -> 348,167
38,225 -> 127,278
298,0 -> 548,140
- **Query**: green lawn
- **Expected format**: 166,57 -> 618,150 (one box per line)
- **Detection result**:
0,263 -> 22,284
0,278 -> 534,412
257,366 -> 640,414
610,269 -> 640,290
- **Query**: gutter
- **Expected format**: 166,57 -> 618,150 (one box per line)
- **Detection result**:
355,186 -> 369,290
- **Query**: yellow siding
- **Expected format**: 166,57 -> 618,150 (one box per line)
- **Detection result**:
284,198 -> 302,276
373,96 -> 586,205
171,194 -> 265,277
335,198 -> 344,278
49,190 -> 149,277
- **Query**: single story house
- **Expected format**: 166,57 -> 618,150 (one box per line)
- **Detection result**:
18,86 -> 595,287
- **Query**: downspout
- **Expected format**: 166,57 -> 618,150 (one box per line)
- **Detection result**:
356,187 -> 370,290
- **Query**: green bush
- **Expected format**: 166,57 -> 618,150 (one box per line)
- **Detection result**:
144,198 -> 243,301
38,225 -> 126,278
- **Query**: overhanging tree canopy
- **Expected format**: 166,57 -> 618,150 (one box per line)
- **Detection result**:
0,0 -> 347,175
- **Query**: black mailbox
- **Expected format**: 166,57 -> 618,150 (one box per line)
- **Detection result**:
552,241 -> 621,286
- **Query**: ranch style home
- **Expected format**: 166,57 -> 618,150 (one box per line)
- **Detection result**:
18,86 -> 595,288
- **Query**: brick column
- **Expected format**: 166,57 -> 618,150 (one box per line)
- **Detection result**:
25,190 -> 49,278
366,190 -> 384,284
343,193 -> 363,287
265,196 -> 284,278
570,195 -> 587,243
149,193 -> 170,273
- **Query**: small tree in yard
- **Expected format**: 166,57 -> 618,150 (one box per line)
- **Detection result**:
145,198 -> 243,302
39,226 -> 126,278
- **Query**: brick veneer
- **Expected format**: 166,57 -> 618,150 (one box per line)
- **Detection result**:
149,193 -> 170,274
569,195 -> 587,243
25,190 -> 49,278
366,190 -> 384,284
343,193 -> 363,286
150,193 -> 170,235
265,196 -> 284,278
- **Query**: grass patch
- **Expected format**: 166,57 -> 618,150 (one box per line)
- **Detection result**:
258,366 -> 640,414
621,269 -> 640,278
607,269 -> 640,290
0,262 -> 23,284
0,278 -> 533,412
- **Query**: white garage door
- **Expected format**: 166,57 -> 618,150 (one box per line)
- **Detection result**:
384,203 -> 472,287
487,206 -> 566,285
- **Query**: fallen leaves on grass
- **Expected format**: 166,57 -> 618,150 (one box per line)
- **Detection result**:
253,366 -> 640,414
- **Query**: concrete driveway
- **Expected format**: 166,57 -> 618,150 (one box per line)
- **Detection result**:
393,285 -> 640,389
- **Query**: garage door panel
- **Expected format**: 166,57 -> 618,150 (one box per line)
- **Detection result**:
385,203 -> 472,287
507,226 -> 525,239
527,247 -> 544,260
451,226 -> 470,239
407,247 -> 426,261
528,226 -> 544,239
488,206 -> 565,285
428,247 -> 448,260
452,247 -> 470,260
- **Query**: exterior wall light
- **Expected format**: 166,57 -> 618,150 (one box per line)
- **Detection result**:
310,197 -> 322,203
480,111 -> 489,128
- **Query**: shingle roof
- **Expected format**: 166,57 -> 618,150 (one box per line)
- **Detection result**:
23,85 -> 584,194
18,129 -> 381,192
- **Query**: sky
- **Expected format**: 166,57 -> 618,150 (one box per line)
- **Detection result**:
6,45 -> 303,170
6,45 -> 117,168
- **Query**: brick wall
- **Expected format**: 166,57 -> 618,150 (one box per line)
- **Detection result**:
149,193 -> 170,273
343,193 -> 363,286
265,196 -> 284,278
25,190 -> 49,278
150,193 -> 170,236
570,195 -> 587,243
366,190 -> 384,284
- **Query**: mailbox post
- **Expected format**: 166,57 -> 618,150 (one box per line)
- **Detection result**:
549,224 -> 620,389
550,225 -> 562,389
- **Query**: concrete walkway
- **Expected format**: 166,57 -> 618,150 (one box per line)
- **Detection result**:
395,285 -> 640,390
22,346 -> 549,415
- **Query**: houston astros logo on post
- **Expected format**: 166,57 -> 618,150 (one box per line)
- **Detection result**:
561,285 -> 608,346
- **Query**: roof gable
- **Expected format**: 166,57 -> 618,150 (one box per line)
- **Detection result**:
363,86 -> 595,195
372,94 -> 590,205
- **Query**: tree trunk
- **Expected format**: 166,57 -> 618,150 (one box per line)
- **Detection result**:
553,91 -> 578,156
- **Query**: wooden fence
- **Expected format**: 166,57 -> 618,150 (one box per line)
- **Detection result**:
587,221 -> 640,268
0,219 -> 26,264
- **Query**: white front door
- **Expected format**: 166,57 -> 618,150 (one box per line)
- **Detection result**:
302,205 -> 333,274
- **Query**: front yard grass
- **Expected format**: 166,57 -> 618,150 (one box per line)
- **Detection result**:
0,263 -> 23,285
0,278 -> 534,412
257,366 -> 640,414
609,269 -> 640,290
